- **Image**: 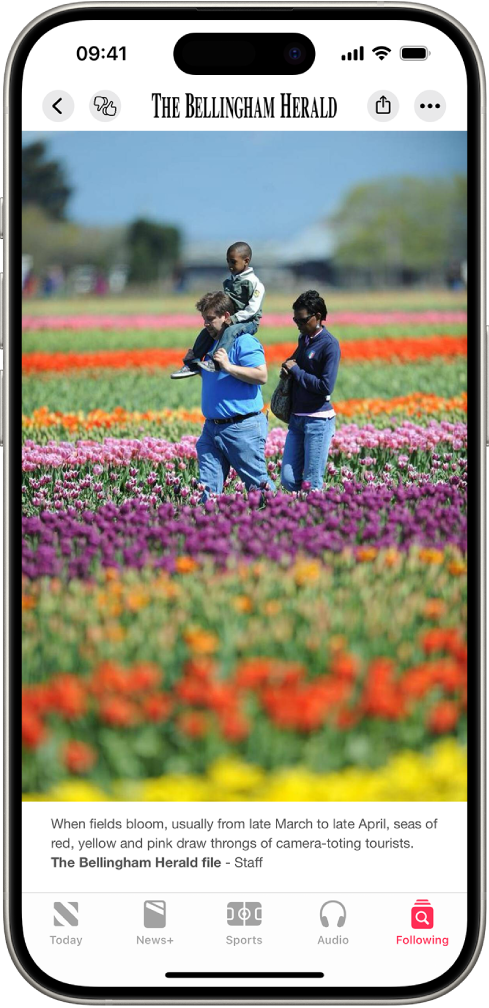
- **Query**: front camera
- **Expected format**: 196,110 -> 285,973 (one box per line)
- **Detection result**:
284,44 -> 307,65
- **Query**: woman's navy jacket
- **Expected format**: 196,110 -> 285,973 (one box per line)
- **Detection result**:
288,327 -> 341,413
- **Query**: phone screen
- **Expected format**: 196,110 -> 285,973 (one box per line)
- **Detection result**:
9,5 -> 481,1002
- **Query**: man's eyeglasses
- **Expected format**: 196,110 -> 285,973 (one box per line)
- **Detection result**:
293,313 -> 315,325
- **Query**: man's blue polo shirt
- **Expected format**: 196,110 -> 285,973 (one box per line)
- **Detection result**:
200,333 -> 266,420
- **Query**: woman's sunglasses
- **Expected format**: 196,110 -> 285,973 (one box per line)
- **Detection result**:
292,313 -> 315,325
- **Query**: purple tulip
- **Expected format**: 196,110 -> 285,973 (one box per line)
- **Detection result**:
22,480 -> 466,580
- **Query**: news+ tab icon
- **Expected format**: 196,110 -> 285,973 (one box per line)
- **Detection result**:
144,899 -> 166,927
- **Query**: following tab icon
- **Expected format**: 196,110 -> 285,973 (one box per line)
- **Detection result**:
411,899 -> 434,929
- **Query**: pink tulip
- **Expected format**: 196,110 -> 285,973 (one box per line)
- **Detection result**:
22,310 -> 467,332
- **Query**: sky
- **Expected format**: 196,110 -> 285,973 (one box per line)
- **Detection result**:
23,131 -> 467,243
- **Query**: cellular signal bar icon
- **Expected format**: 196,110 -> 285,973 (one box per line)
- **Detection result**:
341,46 -> 364,61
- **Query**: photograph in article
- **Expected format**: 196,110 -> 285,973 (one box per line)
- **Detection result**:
21,131 -> 467,802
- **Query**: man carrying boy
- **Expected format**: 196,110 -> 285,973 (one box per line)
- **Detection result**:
193,291 -> 275,498
171,240 -> 265,378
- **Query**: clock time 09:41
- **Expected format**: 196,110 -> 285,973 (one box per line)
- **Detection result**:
76,46 -> 127,61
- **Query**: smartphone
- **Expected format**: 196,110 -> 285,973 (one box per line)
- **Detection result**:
4,2 -> 485,1003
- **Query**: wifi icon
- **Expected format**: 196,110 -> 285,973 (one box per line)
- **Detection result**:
373,45 -> 391,60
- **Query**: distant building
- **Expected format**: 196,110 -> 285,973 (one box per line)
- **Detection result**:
278,221 -> 337,285
181,221 -> 336,291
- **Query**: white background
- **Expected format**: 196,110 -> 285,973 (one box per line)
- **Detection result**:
20,18 -> 467,130
21,802 -> 465,983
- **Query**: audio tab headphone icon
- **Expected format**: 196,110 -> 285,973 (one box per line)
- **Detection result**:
319,900 -> 347,927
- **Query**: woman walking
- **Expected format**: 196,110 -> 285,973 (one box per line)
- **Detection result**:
280,290 -> 340,492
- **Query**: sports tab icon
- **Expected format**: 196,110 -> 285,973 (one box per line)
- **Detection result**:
227,901 -> 262,926
53,901 -> 79,926
144,899 -> 166,927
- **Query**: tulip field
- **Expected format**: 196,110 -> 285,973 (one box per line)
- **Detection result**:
21,291 -> 468,801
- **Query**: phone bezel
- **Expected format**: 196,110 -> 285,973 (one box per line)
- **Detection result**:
4,3 -> 485,1004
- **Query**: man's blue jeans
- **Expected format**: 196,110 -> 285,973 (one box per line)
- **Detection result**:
197,412 -> 275,499
281,414 -> 336,492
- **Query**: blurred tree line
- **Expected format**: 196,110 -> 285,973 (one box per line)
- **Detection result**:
331,176 -> 466,285
23,141 -> 466,291
22,141 -> 181,285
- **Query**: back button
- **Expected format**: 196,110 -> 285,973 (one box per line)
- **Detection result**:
42,91 -> 74,122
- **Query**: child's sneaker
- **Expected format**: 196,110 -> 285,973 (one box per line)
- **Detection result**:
196,359 -> 217,373
170,364 -> 199,379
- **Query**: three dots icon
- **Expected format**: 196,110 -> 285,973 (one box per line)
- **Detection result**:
415,91 -> 446,121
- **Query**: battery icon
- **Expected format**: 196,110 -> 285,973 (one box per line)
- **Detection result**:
400,46 -> 430,60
